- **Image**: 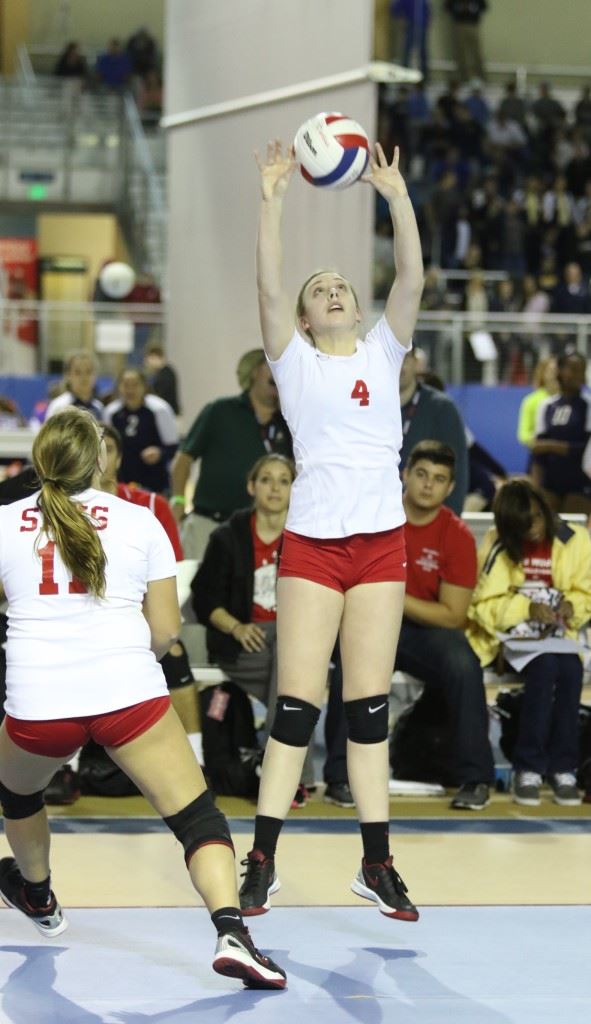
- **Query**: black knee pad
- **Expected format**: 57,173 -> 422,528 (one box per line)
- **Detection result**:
160,639 -> 193,691
271,696 -> 320,747
163,790 -> 234,865
344,694 -> 389,744
0,779 -> 45,820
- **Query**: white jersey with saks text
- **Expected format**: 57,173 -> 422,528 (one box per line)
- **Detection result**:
0,488 -> 176,720
267,315 -> 408,538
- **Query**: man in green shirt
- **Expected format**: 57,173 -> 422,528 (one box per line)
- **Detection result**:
170,349 -> 292,558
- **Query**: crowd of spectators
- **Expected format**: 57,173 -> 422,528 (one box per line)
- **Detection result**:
54,27 -> 163,124
374,76 -> 591,382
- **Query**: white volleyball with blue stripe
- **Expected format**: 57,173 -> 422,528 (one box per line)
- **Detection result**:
294,112 -> 370,190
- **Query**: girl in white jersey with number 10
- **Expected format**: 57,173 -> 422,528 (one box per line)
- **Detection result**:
0,407 -> 285,991
239,142 -> 424,920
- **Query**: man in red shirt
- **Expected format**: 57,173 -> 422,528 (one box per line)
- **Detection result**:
398,440 -> 494,809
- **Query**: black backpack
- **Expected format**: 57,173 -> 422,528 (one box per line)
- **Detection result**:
389,690 -> 458,787
78,740 -> 140,797
199,682 -> 262,797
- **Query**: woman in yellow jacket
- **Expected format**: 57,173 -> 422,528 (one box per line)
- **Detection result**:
467,479 -> 591,807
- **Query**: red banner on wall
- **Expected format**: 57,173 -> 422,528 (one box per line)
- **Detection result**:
0,238 -> 39,345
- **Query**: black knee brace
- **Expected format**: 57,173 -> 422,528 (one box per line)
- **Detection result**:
163,790 -> 234,865
160,639 -> 193,691
271,696 -> 320,747
0,779 -> 45,820
344,694 -> 389,744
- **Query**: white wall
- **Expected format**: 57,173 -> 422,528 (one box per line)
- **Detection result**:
29,0 -> 164,48
165,0 -> 377,424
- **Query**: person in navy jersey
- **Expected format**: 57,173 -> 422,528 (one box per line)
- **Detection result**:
45,352 -> 104,423
397,440 -> 494,809
104,368 -> 179,494
239,140 -> 423,922
531,350 -> 591,514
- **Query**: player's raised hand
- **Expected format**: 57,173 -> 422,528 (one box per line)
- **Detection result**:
362,144 -> 408,201
255,140 -> 296,201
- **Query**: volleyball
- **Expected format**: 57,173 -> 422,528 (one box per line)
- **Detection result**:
98,261 -> 136,300
293,112 -> 370,190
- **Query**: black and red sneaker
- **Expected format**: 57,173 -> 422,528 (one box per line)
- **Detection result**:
239,849 -> 280,916
290,784 -> 309,809
0,857 -> 68,937
351,856 -> 419,921
212,927 -> 287,989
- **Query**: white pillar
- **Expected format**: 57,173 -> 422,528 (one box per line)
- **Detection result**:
164,0 -> 376,424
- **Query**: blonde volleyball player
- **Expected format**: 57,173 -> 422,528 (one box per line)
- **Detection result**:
239,141 -> 424,920
0,408 -> 285,990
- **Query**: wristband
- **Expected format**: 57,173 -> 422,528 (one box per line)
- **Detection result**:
170,495 -> 185,507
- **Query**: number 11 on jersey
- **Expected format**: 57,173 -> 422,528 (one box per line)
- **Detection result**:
38,541 -> 87,595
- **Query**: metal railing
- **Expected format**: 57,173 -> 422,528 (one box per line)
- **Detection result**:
372,307 -> 591,384
0,299 -> 166,375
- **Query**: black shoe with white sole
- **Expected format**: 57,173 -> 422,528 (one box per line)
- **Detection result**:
0,857 -> 68,937
351,856 -> 419,921
239,849 -> 281,916
450,782 -> 490,811
212,928 -> 287,989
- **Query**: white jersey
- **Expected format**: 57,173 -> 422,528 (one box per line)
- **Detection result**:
0,488 -> 176,720
268,316 -> 408,538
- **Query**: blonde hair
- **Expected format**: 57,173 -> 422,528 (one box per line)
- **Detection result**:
532,356 -> 555,389
247,453 -> 296,485
32,407 -> 106,598
236,349 -> 265,391
295,269 -> 360,342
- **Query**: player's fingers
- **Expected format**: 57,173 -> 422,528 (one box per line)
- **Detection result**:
392,145 -> 400,170
375,141 -> 387,166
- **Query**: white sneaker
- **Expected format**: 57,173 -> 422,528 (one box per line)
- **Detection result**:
212,929 -> 287,989
513,771 -> 542,806
549,773 -> 582,806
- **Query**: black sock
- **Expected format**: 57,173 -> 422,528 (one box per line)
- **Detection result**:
211,906 -> 245,936
253,815 -> 283,859
360,822 -> 389,865
23,876 -> 51,909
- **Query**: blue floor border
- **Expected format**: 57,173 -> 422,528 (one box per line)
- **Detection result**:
2,815 -> 590,835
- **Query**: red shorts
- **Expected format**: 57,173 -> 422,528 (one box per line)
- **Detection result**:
5,696 -> 171,759
279,526 -> 406,593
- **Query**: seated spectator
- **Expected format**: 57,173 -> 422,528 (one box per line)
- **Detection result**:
45,351 -> 104,422
104,368 -> 178,494
191,454 -> 314,803
144,343 -> 180,414
551,260 -> 591,314
170,349 -> 292,560
531,349 -> 591,515
497,79 -> 527,129
517,355 -> 558,449
399,349 -> 469,514
463,84 -> 490,128
467,479 -> 591,806
490,278 -> 522,383
566,138 -> 591,200
574,84 -> 591,143
396,440 -> 495,808
531,82 -> 566,137
95,38 -> 132,92
54,42 -> 88,80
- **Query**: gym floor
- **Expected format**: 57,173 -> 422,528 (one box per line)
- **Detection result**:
1,789 -> 590,1023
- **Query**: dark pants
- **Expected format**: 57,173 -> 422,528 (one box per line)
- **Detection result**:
514,653 -> 583,775
395,621 -> 495,785
323,647 -> 349,785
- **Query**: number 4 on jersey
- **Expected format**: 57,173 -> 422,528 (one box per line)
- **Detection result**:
351,379 -> 370,407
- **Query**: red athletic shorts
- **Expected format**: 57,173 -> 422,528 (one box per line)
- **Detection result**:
278,526 -> 406,593
5,695 -> 171,759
